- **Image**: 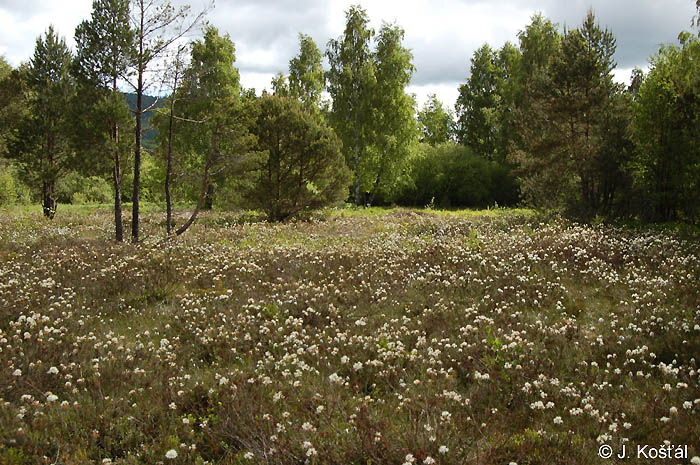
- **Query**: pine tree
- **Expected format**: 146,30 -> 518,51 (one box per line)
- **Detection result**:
13,27 -> 75,218
74,0 -> 134,240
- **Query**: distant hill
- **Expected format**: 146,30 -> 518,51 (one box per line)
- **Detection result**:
124,93 -> 163,149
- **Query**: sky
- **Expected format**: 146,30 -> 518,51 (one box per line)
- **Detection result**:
0,0 -> 697,109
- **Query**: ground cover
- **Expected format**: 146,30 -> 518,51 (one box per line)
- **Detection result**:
0,208 -> 698,464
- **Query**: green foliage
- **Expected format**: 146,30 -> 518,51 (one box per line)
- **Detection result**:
366,22 -> 417,205
327,8 -> 417,206
0,57 -> 28,159
632,34 -> 700,222
73,0 -> 133,91
326,5 -> 375,205
156,26 -> 256,233
11,26 -> 76,219
456,41 -> 521,163
456,44 -> 499,156
393,143 -> 519,208
417,94 -> 454,145
0,163 -> 32,206
288,34 -> 325,111
244,95 -> 351,221
56,171 -> 112,204
512,12 -> 631,219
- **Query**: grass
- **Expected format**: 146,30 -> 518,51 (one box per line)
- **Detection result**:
0,206 -> 698,464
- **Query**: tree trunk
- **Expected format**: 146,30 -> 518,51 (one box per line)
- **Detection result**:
113,77 -> 123,242
367,159 -> 385,207
42,181 -> 56,219
43,143 -> 56,219
203,183 -> 214,210
354,135 -> 360,206
132,10 -> 145,243
176,132 -> 216,236
165,93 -> 175,234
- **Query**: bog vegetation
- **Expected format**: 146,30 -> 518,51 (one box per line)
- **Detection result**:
0,208 -> 699,464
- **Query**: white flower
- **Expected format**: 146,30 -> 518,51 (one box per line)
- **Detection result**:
438,445 -> 449,454
690,456 -> 700,465
46,393 -> 58,403
243,451 -> 254,459
219,377 -> 229,386
353,361 -> 363,371
165,449 -> 178,459
302,422 -> 315,432
12,369 -> 21,377
47,366 -> 59,375
404,453 -> 415,463
306,447 -> 317,457
329,373 -> 343,384
669,406 -> 678,415
553,416 -> 563,425
424,456 -> 436,464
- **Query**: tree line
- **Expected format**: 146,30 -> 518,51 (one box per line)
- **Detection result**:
1,0 -> 699,243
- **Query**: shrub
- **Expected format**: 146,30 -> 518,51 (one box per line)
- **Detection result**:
0,164 -> 32,206
394,143 -> 519,208
243,95 -> 351,221
57,172 -> 112,204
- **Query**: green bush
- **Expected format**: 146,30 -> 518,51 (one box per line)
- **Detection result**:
57,172 -> 112,204
393,143 -> 520,208
0,168 -> 17,206
0,164 -> 32,206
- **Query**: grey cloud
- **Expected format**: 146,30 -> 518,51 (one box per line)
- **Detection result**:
533,0 -> 696,68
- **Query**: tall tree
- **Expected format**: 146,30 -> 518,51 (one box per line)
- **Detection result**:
127,0 -> 208,241
366,21 -> 416,205
159,44 -> 188,234
417,94 -> 453,146
12,27 -> 75,218
632,33 -> 700,221
326,5 -> 375,205
456,42 -> 521,162
0,58 -> 27,158
289,34 -> 325,111
455,44 -> 499,158
510,14 -> 563,208
169,26 -> 255,235
551,11 -> 618,215
74,0 -> 134,241
513,11 -> 623,216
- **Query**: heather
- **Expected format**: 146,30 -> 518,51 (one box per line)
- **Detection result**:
0,208 -> 699,464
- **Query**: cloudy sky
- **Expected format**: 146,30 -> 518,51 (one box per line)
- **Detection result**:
0,0 -> 696,109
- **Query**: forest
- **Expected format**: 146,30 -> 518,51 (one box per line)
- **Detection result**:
1,0 -> 700,240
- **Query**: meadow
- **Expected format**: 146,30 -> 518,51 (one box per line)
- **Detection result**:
0,207 -> 698,464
